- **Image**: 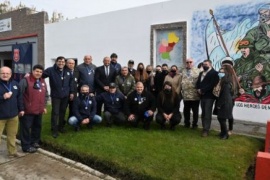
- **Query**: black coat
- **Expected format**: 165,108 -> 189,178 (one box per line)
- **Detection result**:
196,68 -> 219,99
216,79 -> 234,119
94,65 -> 117,94
125,90 -> 156,116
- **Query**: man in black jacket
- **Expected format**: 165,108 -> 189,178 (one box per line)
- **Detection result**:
125,82 -> 156,130
96,83 -> 126,127
43,56 -> 74,138
0,66 -> 24,157
196,59 -> 219,137
94,56 -> 117,115
68,85 -> 102,131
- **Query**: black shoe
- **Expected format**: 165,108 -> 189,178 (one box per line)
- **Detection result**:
58,128 -> 66,133
160,125 -> 166,130
192,125 -> 198,129
87,124 -> 93,130
106,123 -> 112,127
170,125 -> 176,131
23,147 -> 37,153
74,126 -> 80,132
220,135 -> 229,140
52,132 -> 58,138
32,143 -> 40,149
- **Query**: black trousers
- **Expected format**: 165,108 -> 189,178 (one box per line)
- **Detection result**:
129,114 -> 153,128
183,100 -> 200,127
155,112 -> 181,127
103,111 -> 126,125
218,118 -> 228,137
68,99 -> 74,119
51,97 -> 69,132
20,114 -> 42,151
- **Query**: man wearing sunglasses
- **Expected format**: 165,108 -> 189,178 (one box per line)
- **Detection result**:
180,58 -> 201,129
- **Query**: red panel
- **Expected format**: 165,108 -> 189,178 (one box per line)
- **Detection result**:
255,152 -> 270,180
265,121 -> 270,152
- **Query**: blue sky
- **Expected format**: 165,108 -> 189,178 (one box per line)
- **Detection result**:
9,0 -> 169,19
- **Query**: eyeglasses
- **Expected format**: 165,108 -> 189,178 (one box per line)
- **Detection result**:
239,40 -> 250,46
186,62 -> 192,64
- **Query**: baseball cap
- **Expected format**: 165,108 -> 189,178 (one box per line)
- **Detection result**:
109,83 -> 116,88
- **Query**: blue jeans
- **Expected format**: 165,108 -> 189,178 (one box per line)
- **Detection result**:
68,115 -> 102,127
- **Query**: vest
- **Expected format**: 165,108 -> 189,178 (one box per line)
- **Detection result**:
23,75 -> 47,114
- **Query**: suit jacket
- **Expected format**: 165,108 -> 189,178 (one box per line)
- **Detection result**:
94,65 -> 117,94
196,68 -> 219,99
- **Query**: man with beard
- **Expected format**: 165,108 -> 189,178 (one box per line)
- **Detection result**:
236,75 -> 270,104
110,53 -> 121,75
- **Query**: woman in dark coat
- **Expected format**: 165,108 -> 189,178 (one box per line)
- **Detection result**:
216,64 -> 238,139
156,81 -> 181,130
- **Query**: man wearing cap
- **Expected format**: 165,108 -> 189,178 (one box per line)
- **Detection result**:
68,85 -> 102,131
110,53 -> 122,75
127,60 -> 136,77
115,66 -> 136,98
96,83 -> 126,127
234,38 -> 270,90
125,82 -> 156,130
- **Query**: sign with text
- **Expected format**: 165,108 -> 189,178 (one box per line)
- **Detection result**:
0,18 -> 12,32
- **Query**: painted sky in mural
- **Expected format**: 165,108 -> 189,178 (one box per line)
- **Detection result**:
156,29 -> 183,68
191,2 -> 264,68
191,2 -> 270,105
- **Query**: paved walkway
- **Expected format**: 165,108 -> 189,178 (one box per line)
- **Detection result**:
0,136 -> 115,180
0,119 -> 267,180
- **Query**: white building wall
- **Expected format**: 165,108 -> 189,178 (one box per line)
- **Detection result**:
45,0 -> 270,123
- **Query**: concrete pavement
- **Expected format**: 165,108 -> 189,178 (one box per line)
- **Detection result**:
0,119 -> 266,180
0,136 -> 115,180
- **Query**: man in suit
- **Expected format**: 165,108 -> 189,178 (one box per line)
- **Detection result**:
196,59 -> 219,137
94,56 -> 117,115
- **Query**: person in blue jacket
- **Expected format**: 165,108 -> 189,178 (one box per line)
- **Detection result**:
68,85 -> 102,131
0,66 -> 24,158
43,56 -> 75,138
96,82 -> 126,127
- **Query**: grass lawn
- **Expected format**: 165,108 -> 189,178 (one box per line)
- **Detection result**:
41,107 -> 264,180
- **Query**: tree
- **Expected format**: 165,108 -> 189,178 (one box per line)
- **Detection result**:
0,0 -> 66,23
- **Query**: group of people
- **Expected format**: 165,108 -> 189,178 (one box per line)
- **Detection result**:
0,52 -> 238,157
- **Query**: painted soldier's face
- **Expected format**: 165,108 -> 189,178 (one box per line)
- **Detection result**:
253,85 -> 266,99
259,9 -> 270,24
240,47 -> 250,58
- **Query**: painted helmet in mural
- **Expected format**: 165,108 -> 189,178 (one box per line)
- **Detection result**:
221,56 -> 234,66
258,3 -> 270,23
238,38 -> 253,49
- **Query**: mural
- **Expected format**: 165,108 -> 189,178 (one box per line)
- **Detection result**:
151,22 -> 186,68
191,2 -> 270,105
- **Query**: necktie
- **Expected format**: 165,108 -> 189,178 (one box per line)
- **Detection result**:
106,66 -> 109,77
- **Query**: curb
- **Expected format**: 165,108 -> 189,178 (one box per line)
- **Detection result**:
1,135 -> 116,180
